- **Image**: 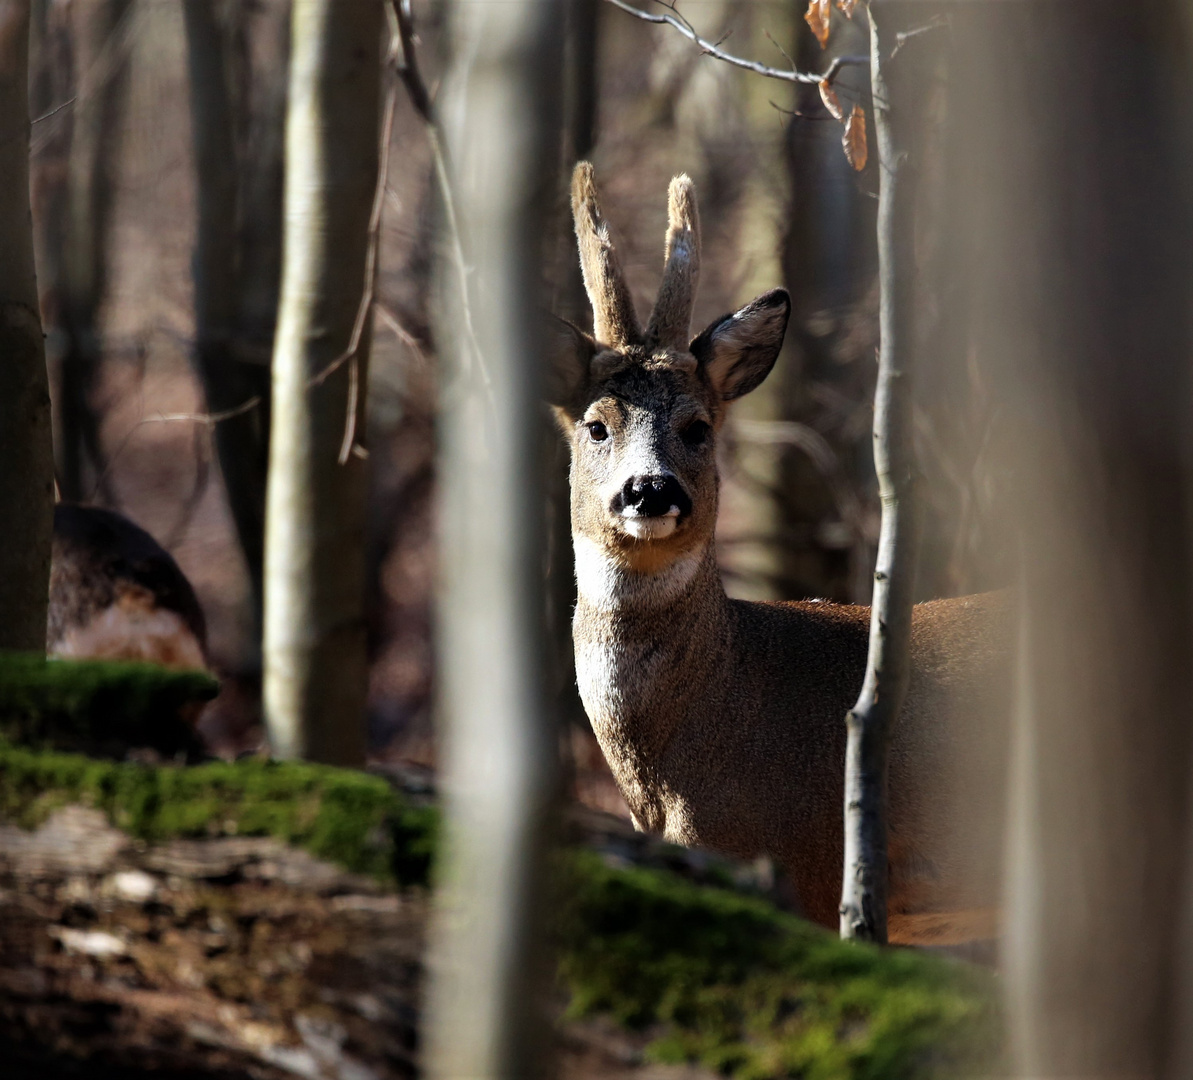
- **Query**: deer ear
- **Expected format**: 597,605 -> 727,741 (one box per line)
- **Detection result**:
690,289 -> 790,401
544,314 -> 596,416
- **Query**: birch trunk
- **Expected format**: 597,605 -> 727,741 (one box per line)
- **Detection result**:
838,2 -> 917,945
0,0 -> 54,652
262,0 -> 380,766
423,0 -> 563,1075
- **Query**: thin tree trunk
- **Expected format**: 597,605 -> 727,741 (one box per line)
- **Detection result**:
423,0 -> 563,1076
0,0 -> 54,651
262,0 -> 381,766
838,2 -> 918,945
57,0 -> 129,504
182,0 -> 270,655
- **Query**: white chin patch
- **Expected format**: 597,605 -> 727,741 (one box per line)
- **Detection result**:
619,514 -> 678,540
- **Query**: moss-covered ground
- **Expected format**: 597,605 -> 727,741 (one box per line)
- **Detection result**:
0,735 -> 1000,1079
0,652 -> 218,758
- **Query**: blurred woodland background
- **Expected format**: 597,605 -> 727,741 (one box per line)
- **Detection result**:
25,0 -> 999,789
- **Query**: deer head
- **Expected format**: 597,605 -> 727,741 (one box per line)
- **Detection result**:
549,162 -> 791,574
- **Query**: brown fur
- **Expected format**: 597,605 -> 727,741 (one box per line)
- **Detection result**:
48,504 -> 208,670
554,167 -> 1011,942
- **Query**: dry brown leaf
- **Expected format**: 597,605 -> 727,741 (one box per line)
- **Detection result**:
843,105 -> 867,171
836,0 -> 858,18
804,0 -> 831,48
819,78 -> 846,122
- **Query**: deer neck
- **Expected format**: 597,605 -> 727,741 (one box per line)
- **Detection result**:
572,533 -> 731,821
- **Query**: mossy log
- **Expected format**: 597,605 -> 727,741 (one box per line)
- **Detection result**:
0,741 -> 999,1079
0,653 -> 219,760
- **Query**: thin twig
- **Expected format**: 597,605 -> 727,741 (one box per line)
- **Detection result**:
605,0 -> 866,85
891,14 -> 949,58
89,395 -> 262,501
385,0 -> 490,395
32,96 -> 76,126
308,77 -> 397,392
338,355 -> 362,465
141,396 -> 263,427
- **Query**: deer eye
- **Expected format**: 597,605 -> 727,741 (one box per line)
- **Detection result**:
681,420 -> 710,447
586,420 -> 609,443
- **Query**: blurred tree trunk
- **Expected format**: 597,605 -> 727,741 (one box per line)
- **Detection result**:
779,2 -> 875,604
182,0 -> 273,659
423,0 -> 563,1075
56,0 -> 129,503
548,0 -> 599,733
0,0 -> 54,651
262,0 -> 381,766
944,2 -> 1193,1072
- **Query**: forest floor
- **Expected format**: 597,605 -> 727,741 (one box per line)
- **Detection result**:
0,735 -> 999,1080
0,801 -> 716,1080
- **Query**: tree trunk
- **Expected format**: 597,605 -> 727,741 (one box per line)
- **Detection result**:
0,0 -> 54,652
549,0 -> 600,733
422,0 -> 563,1076
944,2 -> 1193,1072
838,2 -> 918,945
262,0 -> 381,766
182,0 -> 271,658
56,0 -> 129,504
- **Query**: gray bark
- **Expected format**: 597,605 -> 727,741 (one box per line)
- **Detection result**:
56,0 -> 129,504
262,0 -> 381,766
0,0 -> 54,652
838,2 -> 917,945
943,2 -> 1193,1072
422,0 -> 563,1076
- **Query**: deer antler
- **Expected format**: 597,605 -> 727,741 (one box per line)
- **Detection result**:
571,162 -> 642,347
646,173 -> 701,351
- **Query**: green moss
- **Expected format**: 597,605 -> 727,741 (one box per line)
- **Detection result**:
0,739 -> 434,885
0,739 -> 998,1077
0,651 -> 219,758
556,851 -> 1001,1079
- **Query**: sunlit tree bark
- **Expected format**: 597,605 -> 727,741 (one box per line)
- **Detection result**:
0,0 -> 54,650
838,0 -> 918,946
262,0 -> 381,765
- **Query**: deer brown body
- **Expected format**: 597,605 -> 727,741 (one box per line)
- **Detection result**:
552,164 -> 1010,942
49,504 -> 208,670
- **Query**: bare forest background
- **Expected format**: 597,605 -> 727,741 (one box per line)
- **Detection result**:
26,0 -> 1000,804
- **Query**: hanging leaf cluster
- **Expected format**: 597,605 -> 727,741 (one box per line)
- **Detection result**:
817,83 -> 868,172
843,105 -> 867,171
807,2 -> 868,171
805,0 -> 858,48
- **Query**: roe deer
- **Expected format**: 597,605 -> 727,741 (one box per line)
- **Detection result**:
549,163 -> 1010,944
49,504 -> 208,671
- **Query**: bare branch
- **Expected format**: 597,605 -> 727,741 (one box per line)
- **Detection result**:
891,14 -> 949,58
31,96 -> 75,126
89,396 -> 263,502
605,0 -> 866,85
383,0 -> 490,396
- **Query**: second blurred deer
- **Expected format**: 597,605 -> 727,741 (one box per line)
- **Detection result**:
48,503 -> 208,671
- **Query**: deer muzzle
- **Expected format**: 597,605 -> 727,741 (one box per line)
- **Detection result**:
611,474 -> 692,540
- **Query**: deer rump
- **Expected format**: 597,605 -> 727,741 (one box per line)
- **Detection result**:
49,504 -> 208,672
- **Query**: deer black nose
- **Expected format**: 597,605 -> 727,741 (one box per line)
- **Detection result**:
619,474 -> 691,518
